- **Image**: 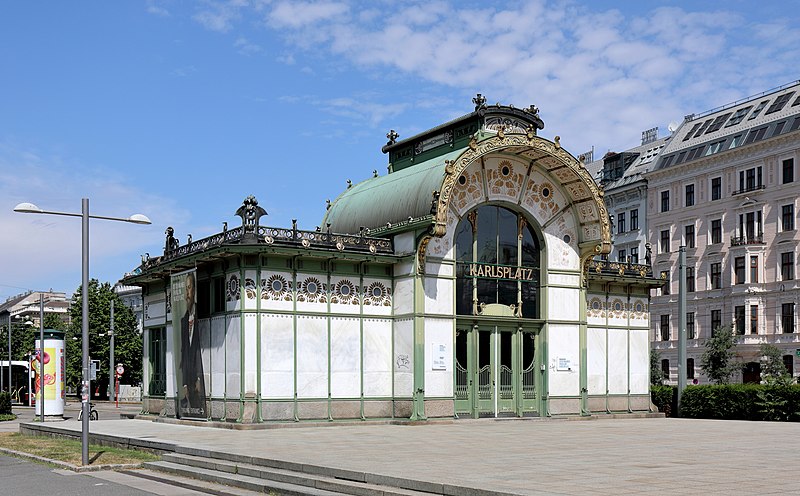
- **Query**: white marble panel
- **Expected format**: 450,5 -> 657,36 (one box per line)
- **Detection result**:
243,270 -> 258,310
425,262 -> 454,277
426,209 -> 458,261
393,278 -> 414,316
521,168 -> 568,226
607,329 -> 628,395
295,272 -> 328,314
165,324 -> 175,397
261,313 -> 294,399
198,318 -> 211,397
394,262 -> 414,277
226,272 -> 241,312
210,316 -> 226,398
330,317 -> 360,398
296,315 -> 328,398
362,277 -> 392,316
329,275 -> 361,314
629,329 -> 649,394
225,315 -> 241,398
424,318 -> 453,398
394,232 -> 416,255
144,294 -> 166,326
547,287 -> 580,321
243,313 -> 257,395
607,297 -> 628,328
484,156 -> 527,204
393,319 -> 413,397
424,277 -> 454,316
363,319 -> 392,397
587,327 -> 607,395
260,271 -> 294,312
548,324 -> 579,396
547,272 -> 581,287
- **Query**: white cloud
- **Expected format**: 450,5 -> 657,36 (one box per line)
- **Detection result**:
267,1 -> 349,29
0,141 -> 189,298
234,36 -> 263,54
193,0 -> 249,32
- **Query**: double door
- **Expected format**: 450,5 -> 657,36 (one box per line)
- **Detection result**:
455,324 -> 539,418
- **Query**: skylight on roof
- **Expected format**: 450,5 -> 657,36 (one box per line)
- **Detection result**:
726,106 -> 752,127
765,92 -> 794,114
748,100 -> 769,120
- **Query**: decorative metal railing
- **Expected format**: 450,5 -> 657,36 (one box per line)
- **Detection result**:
478,365 -> 492,400
587,259 -> 653,278
730,234 -> 765,246
732,184 -> 766,196
455,361 -> 469,401
499,365 -> 513,400
522,360 -> 536,400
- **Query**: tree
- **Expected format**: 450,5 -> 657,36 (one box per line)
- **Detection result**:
759,343 -> 791,385
700,325 -> 738,384
67,280 -> 142,399
650,348 -> 663,386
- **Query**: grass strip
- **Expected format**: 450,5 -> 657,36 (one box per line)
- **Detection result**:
0,432 -> 159,466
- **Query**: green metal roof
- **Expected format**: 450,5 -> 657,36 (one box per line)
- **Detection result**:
322,147 -> 467,234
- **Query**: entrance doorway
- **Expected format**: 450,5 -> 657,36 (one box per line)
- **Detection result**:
455,324 -> 539,418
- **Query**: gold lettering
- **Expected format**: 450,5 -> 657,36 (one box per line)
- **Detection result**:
469,264 -> 477,277
514,268 -> 521,280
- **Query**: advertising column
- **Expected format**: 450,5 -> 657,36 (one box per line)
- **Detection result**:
33,330 -> 65,417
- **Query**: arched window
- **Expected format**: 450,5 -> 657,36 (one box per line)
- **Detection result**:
455,205 -> 540,317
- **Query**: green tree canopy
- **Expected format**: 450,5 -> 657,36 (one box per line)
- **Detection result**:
67,280 -> 142,397
700,325 -> 739,385
760,343 -> 792,385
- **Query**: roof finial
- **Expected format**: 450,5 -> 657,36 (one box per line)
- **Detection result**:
472,93 -> 486,111
386,129 -> 399,146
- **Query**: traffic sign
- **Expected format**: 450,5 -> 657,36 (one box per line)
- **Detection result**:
116,364 -> 124,376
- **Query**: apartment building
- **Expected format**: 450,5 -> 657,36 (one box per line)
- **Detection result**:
646,82 -> 800,384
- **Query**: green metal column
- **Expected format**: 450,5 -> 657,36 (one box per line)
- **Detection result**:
411,260 -> 427,421
579,283 -> 589,416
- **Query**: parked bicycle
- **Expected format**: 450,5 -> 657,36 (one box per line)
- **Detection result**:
77,404 -> 98,421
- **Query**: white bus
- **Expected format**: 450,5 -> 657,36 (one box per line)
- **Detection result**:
0,360 -> 33,406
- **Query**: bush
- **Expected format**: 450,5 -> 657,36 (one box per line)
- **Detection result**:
0,392 -> 10,415
681,384 -> 800,421
651,385 -> 676,416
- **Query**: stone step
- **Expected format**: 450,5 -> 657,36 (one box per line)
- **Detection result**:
150,454 -> 437,496
112,468 -> 268,496
145,460 -> 345,496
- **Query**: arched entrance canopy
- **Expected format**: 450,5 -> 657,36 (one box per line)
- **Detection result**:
323,104 -> 610,261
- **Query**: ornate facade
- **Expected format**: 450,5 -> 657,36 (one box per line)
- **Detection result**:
125,100 -> 660,423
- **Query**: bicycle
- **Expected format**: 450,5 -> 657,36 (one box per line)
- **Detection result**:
77,404 -> 99,421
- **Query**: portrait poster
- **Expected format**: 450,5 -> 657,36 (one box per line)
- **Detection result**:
171,268 -> 207,420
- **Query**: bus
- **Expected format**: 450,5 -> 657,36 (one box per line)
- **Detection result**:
0,361 -> 33,405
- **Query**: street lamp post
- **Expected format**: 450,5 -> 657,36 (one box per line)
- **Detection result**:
109,300 -> 114,405
14,199 -> 150,466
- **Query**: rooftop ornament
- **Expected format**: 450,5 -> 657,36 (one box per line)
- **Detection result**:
472,93 -> 486,110
386,129 -> 399,146
235,195 -> 267,243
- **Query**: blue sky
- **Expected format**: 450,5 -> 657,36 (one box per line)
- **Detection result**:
1,0 -> 799,300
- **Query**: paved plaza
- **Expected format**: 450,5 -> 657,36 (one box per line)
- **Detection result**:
15,409 -> 800,495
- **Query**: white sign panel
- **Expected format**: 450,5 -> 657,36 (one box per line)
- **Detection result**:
557,357 -> 571,371
431,343 -> 449,371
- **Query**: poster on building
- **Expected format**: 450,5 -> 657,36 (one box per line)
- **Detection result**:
432,343 -> 449,371
171,268 -> 207,420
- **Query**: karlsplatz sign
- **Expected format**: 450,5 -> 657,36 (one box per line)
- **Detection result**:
459,263 -> 536,281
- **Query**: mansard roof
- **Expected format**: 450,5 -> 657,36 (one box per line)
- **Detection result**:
654,80 -> 800,171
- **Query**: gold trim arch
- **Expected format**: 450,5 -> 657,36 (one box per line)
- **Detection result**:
431,132 -> 611,262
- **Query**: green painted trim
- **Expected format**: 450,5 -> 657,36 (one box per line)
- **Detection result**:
294,257 -> 301,422
238,262 -> 246,422
411,250 -> 426,421
579,285 -> 588,416
359,262 -> 365,420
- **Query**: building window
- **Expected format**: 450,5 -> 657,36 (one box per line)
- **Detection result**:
710,262 -> 722,289
685,224 -> 695,248
735,305 -> 745,335
617,212 -> 626,234
687,312 -> 695,339
661,271 -> 670,295
631,247 -> 639,264
630,209 -> 639,230
782,303 -> 795,333
734,256 -> 745,284
685,184 -> 695,207
660,229 -> 670,253
737,211 -> 763,244
782,204 -> 795,231
686,267 -> 695,292
711,309 -> 721,332
711,177 -> 721,200
148,327 -> 167,397
618,249 -> 626,263
737,166 -> 763,194
750,305 -> 759,334
783,158 -> 795,184
687,358 -> 695,379
661,359 -> 670,380
661,315 -> 670,341
783,355 -> 794,376
782,252 -> 795,281
661,190 -> 670,212
711,219 -> 722,244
